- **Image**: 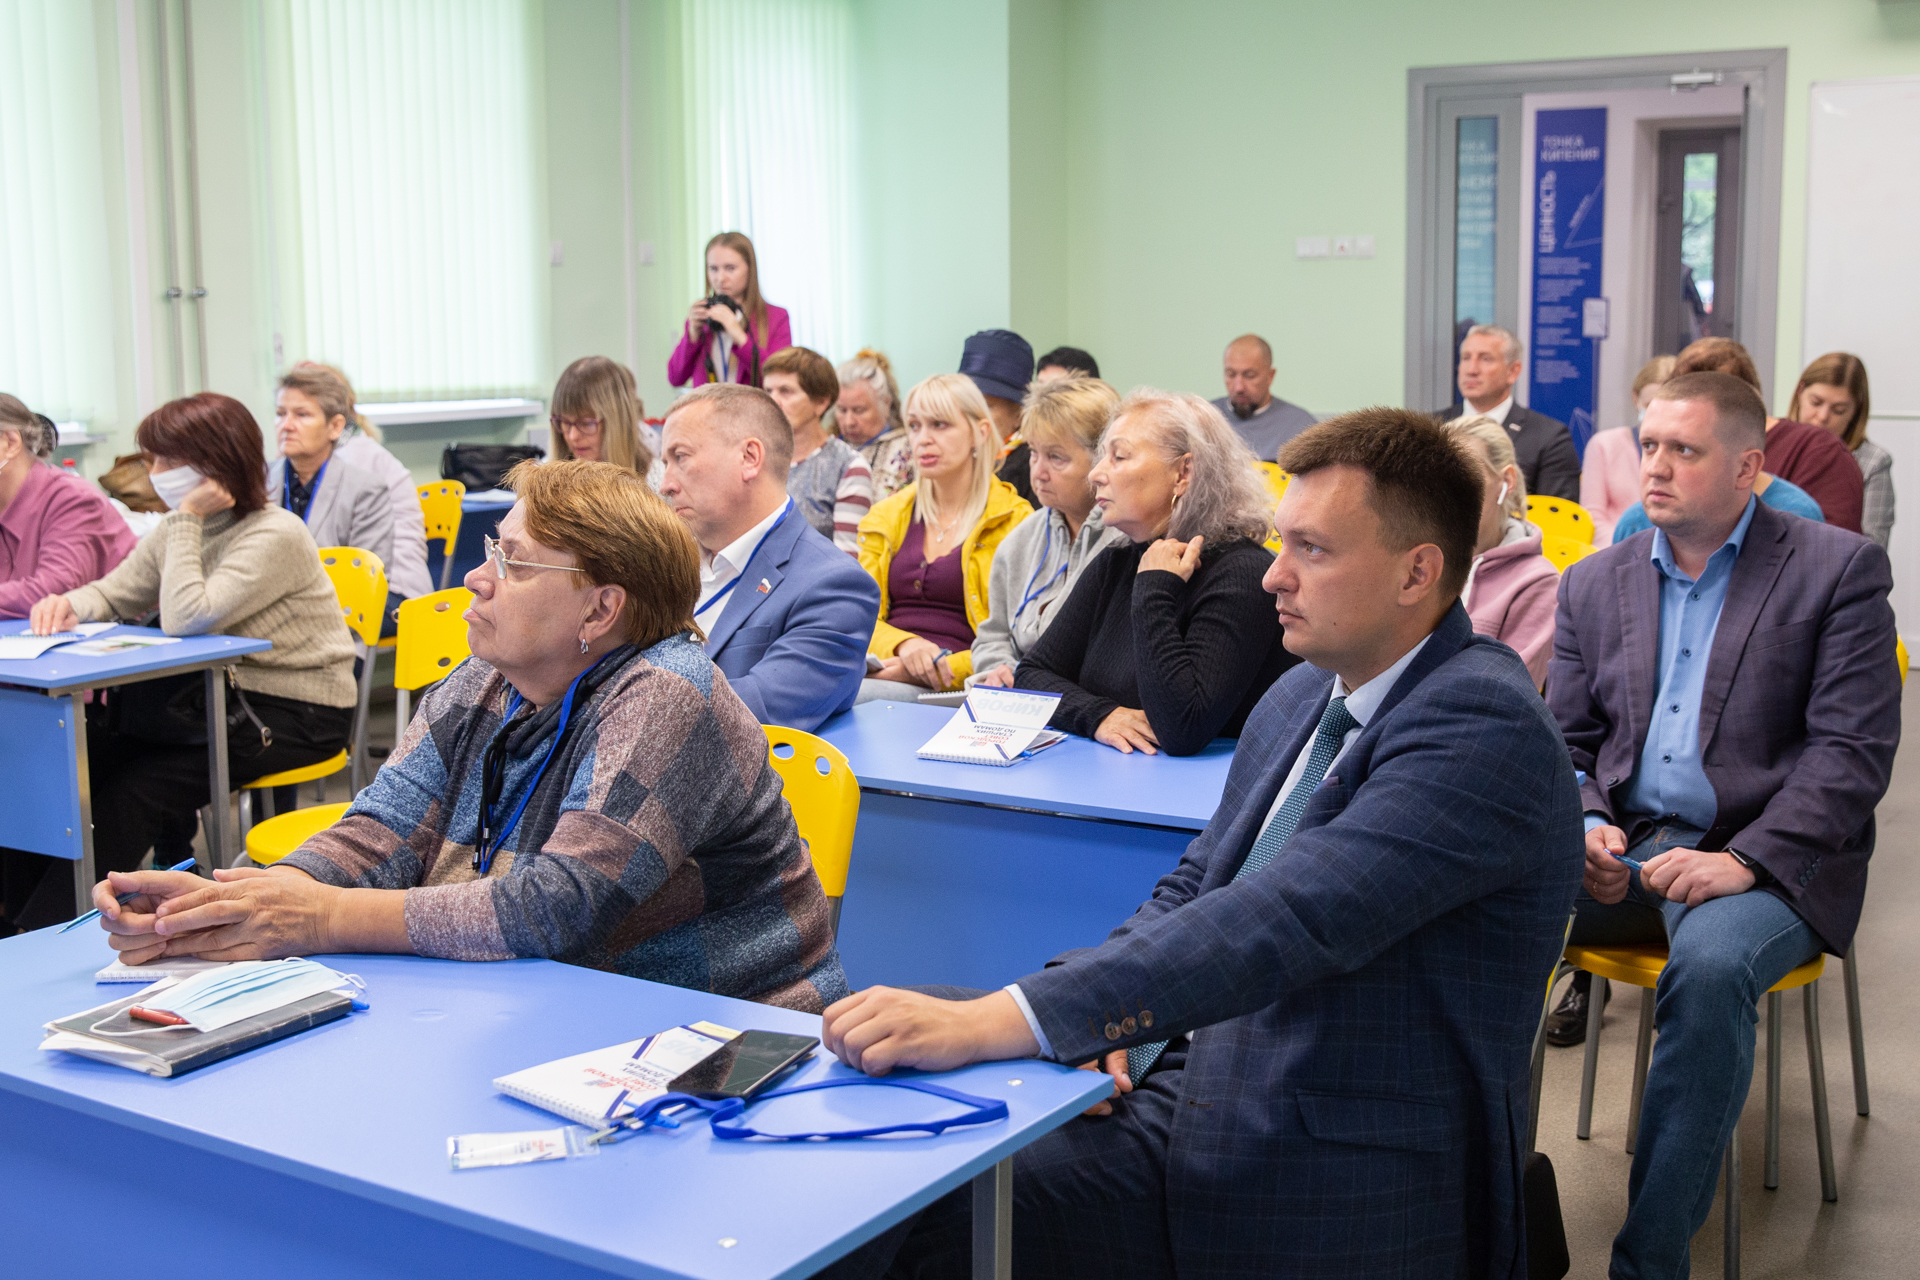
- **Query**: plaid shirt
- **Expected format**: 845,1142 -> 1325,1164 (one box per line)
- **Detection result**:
281,634 -> 848,1011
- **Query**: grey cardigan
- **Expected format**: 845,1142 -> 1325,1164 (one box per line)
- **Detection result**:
969,504 -> 1127,680
267,452 -> 396,580
1853,438 -> 1894,549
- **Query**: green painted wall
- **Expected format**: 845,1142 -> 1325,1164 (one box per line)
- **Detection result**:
1052,0 -> 1920,414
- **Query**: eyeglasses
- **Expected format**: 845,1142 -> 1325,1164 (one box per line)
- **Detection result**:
482,534 -> 586,580
551,415 -> 602,438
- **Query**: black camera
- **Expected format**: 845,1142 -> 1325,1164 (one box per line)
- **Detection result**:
705,293 -> 741,333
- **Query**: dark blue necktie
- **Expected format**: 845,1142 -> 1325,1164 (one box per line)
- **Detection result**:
1126,695 -> 1359,1082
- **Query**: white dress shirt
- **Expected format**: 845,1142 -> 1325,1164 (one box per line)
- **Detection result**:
1455,395 -> 1514,429
694,498 -> 790,631
1005,632 -> 1435,1061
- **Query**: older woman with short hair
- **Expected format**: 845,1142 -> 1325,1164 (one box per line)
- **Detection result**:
85,459 -> 848,1013
1446,416 -> 1559,687
836,347 -> 914,500
1015,389 -> 1298,756
971,376 -> 1129,687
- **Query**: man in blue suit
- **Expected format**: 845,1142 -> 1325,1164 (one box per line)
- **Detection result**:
658,384 -> 879,731
820,410 -> 1583,1279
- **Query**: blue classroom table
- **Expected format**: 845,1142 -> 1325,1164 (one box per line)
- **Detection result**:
816,702 -> 1235,992
0,926 -> 1109,1280
0,622 -> 273,911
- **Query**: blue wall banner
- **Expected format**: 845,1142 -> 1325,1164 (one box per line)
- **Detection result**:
1528,107 -> 1606,456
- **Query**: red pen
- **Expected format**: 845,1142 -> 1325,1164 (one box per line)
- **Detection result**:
128,1007 -> 190,1026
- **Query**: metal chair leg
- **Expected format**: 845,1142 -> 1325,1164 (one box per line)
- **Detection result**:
195,805 -> 216,875
1765,990 -> 1783,1189
1577,975 -> 1607,1140
1527,961 -> 1569,1154
238,790 -> 254,865
350,648 -> 377,795
1842,945 -> 1868,1117
1625,989 -> 1655,1154
1724,1128 -> 1741,1280
1805,984 -> 1839,1203
395,687 -> 412,750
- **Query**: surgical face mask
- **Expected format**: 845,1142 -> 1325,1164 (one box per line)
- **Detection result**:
148,464 -> 207,511
97,959 -> 360,1035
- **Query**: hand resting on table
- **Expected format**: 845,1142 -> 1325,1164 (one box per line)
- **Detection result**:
91,865 -> 408,963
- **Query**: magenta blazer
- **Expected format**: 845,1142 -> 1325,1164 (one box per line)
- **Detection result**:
1579,426 -> 1641,545
0,463 -> 139,618
667,303 -> 792,388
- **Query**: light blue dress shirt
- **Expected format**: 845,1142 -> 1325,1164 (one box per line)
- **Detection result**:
1617,495 -> 1758,830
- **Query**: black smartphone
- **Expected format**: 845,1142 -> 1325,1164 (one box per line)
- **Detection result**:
668,1029 -> 819,1099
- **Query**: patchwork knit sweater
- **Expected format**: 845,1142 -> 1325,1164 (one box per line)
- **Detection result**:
281,634 -> 849,1012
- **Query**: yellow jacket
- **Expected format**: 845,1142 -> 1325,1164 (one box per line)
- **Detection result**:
857,478 -> 1032,684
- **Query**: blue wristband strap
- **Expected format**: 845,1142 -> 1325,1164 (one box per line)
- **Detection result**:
594,1078 -> 1008,1144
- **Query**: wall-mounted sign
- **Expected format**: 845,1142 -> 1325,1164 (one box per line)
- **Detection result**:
1529,107 -> 1606,455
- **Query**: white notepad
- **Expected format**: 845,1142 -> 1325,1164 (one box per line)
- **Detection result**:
492,1022 -> 739,1128
97,957 -> 233,983
916,687 -> 1066,766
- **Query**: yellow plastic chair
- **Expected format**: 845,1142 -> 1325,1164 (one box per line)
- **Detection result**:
763,726 -> 860,939
1258,463 -> 1290,552
1539,533 -> 1600,573
235,751 -> 349,865
247,801 -> 350,867
1898,636 -> 1908,685
1568,944 -> 1836,1269
393,588 -> 475,735
419,480 -> 467,591
319,546 -> 388,794
1526,495 -> 1597,546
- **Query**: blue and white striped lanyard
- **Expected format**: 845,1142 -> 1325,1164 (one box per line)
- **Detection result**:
696,500 -> 792,625
285,457 -> 329,523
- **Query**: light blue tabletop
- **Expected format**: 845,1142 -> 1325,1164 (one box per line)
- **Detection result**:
0,621 -> 272,694
0,926 -> 1109,1280
817,701 -> 1236,831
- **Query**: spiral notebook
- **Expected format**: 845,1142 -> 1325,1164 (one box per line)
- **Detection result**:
916,687 -> 1066,766
493,1022 -> 739,1128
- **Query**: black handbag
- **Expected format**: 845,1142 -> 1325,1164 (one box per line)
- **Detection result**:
1524,1150 -> 1571,1280
110,669 -> 275,760
440,444 -> 543,491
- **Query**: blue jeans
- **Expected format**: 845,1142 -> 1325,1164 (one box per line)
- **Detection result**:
1570,820 -> 1821,1280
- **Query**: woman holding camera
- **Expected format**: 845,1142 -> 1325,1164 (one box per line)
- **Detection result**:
668,232 -> 792,389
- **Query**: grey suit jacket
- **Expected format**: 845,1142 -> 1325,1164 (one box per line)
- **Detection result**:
268,453 -> 396,582
1547,500 -> 1900,953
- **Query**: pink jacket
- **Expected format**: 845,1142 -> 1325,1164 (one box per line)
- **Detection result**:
1463,521 -> 1560,688
1579,426 -> 1640,545
0,463 -> 140,618
667,302 -> 792,388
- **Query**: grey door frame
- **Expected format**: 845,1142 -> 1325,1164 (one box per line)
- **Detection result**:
1404,48 -> 1788,412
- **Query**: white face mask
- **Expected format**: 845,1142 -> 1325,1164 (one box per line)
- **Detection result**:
96,959 -> 361,1035
148,464 -> 207,511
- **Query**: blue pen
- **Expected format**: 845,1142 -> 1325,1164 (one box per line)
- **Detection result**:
1611,852 -> 1645,872
59,857 -> 201,932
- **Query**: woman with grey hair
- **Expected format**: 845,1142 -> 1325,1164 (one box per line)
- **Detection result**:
1014,388 -> 1298,755
835,347 -> 914,499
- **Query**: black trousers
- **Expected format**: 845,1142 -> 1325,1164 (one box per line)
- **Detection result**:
819,992 -> 1183,1280
2,691 -> 352,932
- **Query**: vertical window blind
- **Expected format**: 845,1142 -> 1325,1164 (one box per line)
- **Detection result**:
284,0 -> 542,400
0,0 -> 115,423
682,0 -> 856,361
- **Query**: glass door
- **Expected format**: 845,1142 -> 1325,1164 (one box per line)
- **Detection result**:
1654,127 -> 1742,354
1420,97 -> 1521,412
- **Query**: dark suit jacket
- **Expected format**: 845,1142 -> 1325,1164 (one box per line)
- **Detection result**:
704,512 -> 879,731
1436,403 -> 1581,501
1020,604 -> 1582,1279
1546,501 -> 1900,953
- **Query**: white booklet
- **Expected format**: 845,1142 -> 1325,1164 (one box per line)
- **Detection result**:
493,1022 -> 739,1128
916,687 -> 1067,767
0,624 -> 114,661
97,957 -> 233,983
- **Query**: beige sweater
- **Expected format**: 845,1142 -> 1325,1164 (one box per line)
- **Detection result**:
65,508 -> 357,708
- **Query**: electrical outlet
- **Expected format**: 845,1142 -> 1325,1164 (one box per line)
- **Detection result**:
1332,236 -> 1355,258
550,240 -> 565,267
1296,236 -> 1330,259
1355,235 -> 1376,258
637,240 -> 655,266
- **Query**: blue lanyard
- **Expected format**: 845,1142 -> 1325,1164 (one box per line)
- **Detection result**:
284,456 -> 328,523
473,655 -> 608,875
595,1077 -> 1008,1144
696,500 -> 792,624
1015,520 -> 1072,619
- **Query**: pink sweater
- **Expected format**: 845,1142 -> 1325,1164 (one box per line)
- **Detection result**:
1579,426 -> 1640,545
0,463 -> 139,618
667,303 -> 792,387
1463,521 -> 1560,688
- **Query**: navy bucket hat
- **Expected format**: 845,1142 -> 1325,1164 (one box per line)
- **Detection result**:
957,330 -> 1034,403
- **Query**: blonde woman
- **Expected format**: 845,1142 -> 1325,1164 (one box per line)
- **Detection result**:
856,374 -> 1032,700
971,376 -> 1129,686
1446,416 -> 1559,687
1015,390 -> 1298,756
549,356 -> 659,486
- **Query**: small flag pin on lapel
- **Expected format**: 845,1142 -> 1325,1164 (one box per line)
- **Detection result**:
756,578 -> 772,594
